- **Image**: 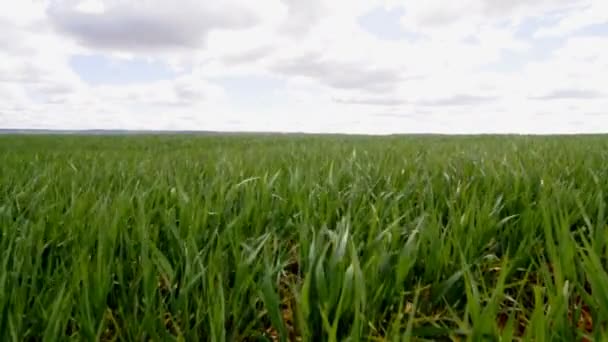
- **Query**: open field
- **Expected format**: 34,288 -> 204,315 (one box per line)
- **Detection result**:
2,134 -> 608,341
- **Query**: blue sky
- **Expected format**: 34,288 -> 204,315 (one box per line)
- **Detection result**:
69,55 -> 179,84
358,7 -> 424,42
1,0 -> 607,133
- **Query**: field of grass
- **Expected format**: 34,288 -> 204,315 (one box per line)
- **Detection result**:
2,134 -> 608,341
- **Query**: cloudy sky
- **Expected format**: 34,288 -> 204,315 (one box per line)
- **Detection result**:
1,0 -> 607,134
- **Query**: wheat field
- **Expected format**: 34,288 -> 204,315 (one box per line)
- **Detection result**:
1,134 -> 608,341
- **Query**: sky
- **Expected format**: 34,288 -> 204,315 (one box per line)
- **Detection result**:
1,0 -> 607,134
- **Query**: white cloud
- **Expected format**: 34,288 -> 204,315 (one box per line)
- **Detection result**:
280,0 -> 324,36
530,89 -> 604,100
534,0 -> 608,37
272,52 -> 403,92
0,0 -> 607,133
47,0 -> 259,51
397,0 -> 586,36
418,95 -> 499,107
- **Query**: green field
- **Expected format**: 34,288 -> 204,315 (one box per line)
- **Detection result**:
2,134 -> 608,341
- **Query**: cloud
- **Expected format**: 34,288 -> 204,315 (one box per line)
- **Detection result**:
333,96 -> 406,106
534,0 -> 608,37
273,53 -> 403,92
397,0 -> 588,40
0,61 -> 43,84
222,46 -> 272,65
418,94 -> 498,106
1,0 -> 608,134
479,0 -> 581,16
47,1 -> 258,51
280,0 -> 324,35
0,42 -> 82,107
92,75 -> 226,108
530,89 -> 604,100
0,19 -> 33,55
